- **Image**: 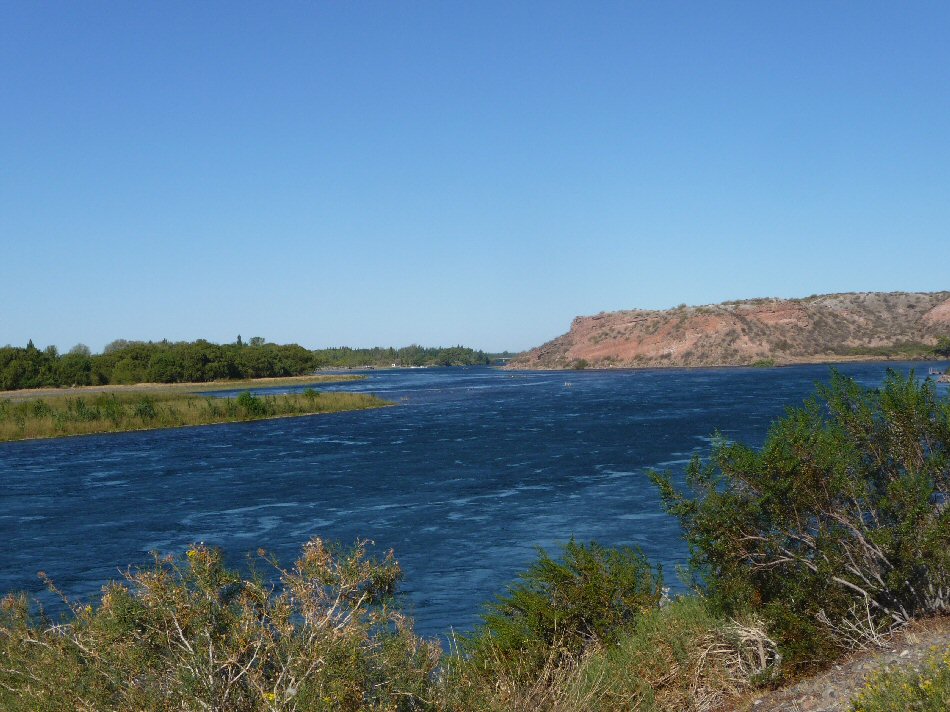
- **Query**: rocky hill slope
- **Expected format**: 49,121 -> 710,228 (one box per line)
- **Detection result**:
511,291 -> 950,370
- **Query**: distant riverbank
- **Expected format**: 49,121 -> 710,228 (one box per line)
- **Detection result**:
506,353 -> 950,371
0,375 -> 389,442
0,373 -> 366,402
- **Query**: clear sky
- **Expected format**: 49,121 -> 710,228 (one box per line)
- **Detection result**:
2,2 -> 948,353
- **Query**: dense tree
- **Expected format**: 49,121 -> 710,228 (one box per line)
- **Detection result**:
55,351 -> 93,386
0,345 -> 56,390
0,339 -> 492,391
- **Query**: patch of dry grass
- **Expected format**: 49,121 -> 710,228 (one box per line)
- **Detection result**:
443,597 -> 780,712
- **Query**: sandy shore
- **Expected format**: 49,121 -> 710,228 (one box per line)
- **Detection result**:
0,374 -> 365,401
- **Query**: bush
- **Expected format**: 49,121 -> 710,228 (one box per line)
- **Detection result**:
236,390 -> 267,417
565,597 -> 780,712
849,645 -> 950,711
446,584 -> 778,712
70,397 -> 99,422
461,540 -> 663,683
0,538 -> 776,712
0,539 -> 441,711
651,370 -> 950,668
133,396 -> 156,421
31,399 -> 53,418
101,395 -> 121,424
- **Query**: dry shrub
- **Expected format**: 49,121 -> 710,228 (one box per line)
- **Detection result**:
445,640 -> 598,712
445,597 -> 780,712
0,539 -> 441,711
688,617 -> 781,712
574,601 -> 779,712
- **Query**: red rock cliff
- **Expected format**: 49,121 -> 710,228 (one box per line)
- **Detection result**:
510,291 -> 950,369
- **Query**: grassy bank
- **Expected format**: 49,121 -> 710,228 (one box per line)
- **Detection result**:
0,388 -> 389,442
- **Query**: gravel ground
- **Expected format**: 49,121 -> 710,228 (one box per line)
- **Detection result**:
731,616 -> 950,712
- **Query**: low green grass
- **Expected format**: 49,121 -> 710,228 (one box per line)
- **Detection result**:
0,388 -> 390,441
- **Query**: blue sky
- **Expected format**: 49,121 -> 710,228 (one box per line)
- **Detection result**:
2,2 -> 948,353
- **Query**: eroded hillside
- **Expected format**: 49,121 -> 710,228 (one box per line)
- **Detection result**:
511,291 -> 950,369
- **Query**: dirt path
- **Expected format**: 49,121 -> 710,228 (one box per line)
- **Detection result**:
732,617 -> 950,711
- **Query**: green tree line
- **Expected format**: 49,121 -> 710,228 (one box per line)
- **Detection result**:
0,338 -> 492,391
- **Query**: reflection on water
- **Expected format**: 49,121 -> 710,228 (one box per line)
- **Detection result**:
1,363 -> 947,635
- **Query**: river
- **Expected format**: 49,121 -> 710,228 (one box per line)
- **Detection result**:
1,362 -> 947,636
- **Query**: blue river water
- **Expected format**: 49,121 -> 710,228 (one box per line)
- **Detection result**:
1,362 -> 947,636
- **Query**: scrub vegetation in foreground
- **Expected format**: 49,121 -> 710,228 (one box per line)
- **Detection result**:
0,389 -> 389,442
1,371 -> 948,710
849,646 -> 950,711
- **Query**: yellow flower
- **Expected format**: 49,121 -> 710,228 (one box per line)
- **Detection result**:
263,691 -> 276,701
